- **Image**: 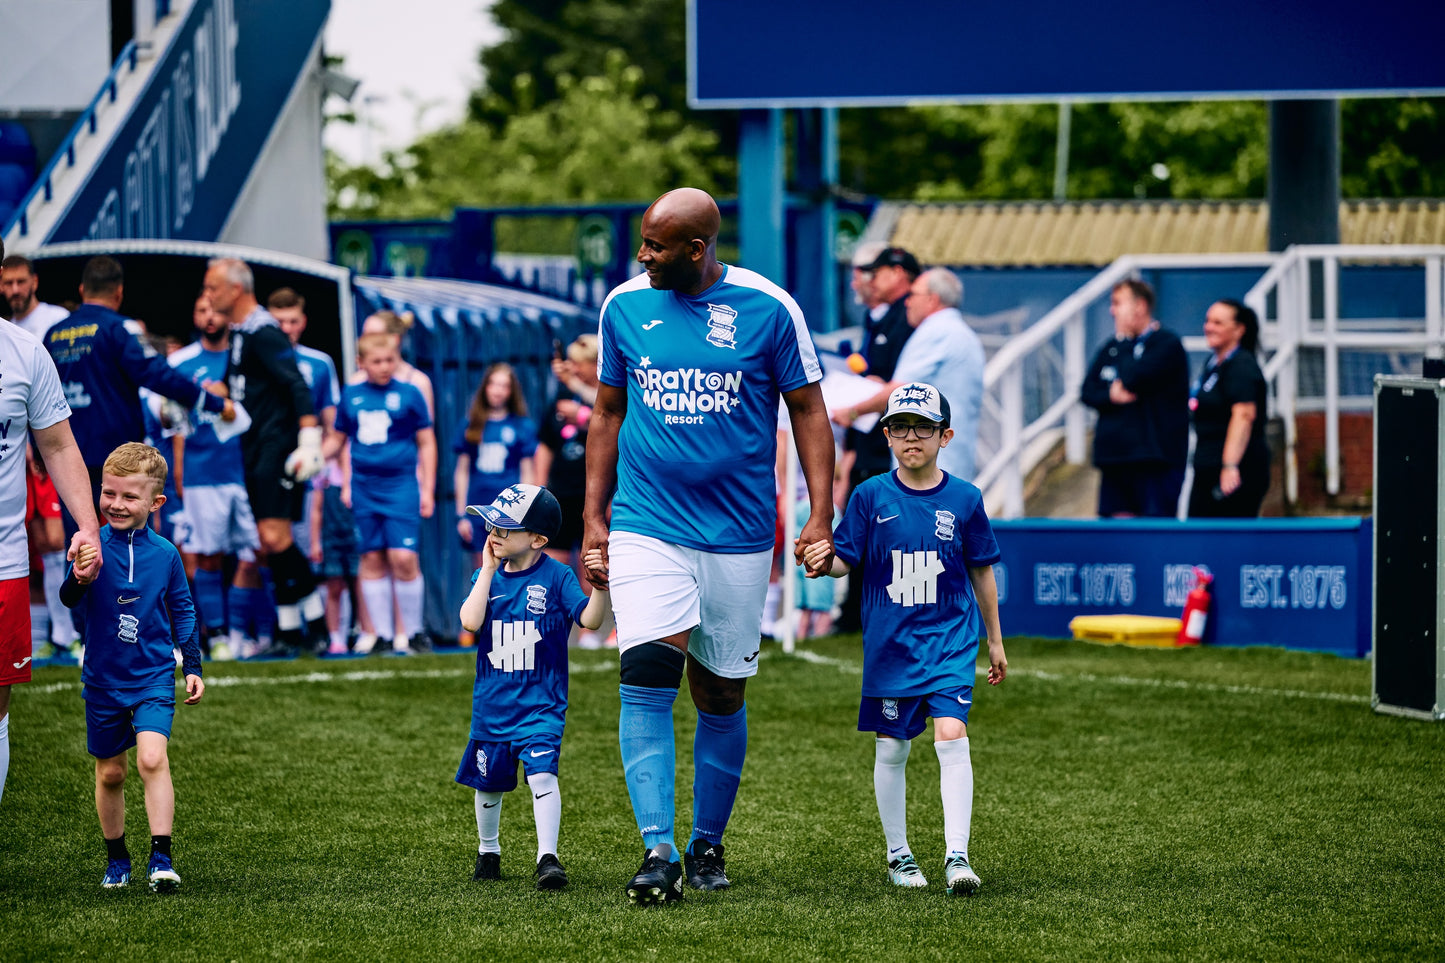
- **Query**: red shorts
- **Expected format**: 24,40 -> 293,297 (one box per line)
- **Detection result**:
0,576 -> 33,685
26,471 -> 62,572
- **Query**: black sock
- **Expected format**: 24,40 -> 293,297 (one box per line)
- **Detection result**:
151,835 -> 171,859
105,836 -> 129,862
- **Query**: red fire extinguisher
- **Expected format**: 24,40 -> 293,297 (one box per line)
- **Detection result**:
1177,567 -> 1213,646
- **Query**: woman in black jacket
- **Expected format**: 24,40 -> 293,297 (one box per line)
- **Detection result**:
1188,299 -> 1270,518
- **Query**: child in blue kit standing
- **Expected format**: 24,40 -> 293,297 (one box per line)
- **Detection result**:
336,332 -> 436,654
456,484 -> 611,890
60,442 -> 206,893
803,382 -> 1007,897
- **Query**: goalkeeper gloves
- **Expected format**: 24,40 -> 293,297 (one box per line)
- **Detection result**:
284,426 -> 325,482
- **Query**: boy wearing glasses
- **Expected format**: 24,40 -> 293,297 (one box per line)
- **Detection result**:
802,382 -> 1007,896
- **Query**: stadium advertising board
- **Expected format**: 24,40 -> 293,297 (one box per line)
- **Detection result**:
689,0 -> 1445,107
47,0 -> 330,243
992,518 -> 1372,657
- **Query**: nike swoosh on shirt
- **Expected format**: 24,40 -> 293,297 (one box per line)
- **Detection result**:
876,514 -> 899,523
529,749 -> 555,758
118,595 -> 141,604
490,595 -> 505,602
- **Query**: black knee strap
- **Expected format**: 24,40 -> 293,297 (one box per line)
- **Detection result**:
620,642 -> 686,689
269,543 -> 317,606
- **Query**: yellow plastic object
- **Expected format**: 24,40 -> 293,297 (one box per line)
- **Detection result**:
1069,614 -> 1184,648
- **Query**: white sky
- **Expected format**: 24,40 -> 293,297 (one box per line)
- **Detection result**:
323,0 -> 502,166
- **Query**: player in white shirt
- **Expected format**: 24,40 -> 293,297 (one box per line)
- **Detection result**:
0,301 -> 103,807
583,188 -> 836,903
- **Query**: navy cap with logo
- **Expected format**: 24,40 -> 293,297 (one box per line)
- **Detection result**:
466,484 -> 563,541
881,382 -> 951,427
861,246 -> 921,278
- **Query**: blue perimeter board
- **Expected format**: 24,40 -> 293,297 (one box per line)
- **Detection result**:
992,517 -> 1373,657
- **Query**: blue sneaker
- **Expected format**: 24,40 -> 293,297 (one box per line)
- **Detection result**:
101,858 -> 132,889
147,853 -> 181,893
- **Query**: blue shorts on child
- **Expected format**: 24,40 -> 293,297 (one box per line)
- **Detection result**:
84,685 -> 175,758
454,733 -> 562,793
858,684 -> 973,740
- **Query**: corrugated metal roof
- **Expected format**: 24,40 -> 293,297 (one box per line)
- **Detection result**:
882,199 -> 1445,267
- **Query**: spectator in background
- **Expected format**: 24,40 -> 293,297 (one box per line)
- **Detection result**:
1079,279 -> 1191,518
836,267 -> 985,483
453,363 -> 537,570
204,257 -> 324,657
2,255 -> 69,340
535,335 -> 598,572
1189,299 -> 1270,518
836,245 -> 919,634
46,256 -> 233,538
25,453 -> 73,661
267,288 -> 340,568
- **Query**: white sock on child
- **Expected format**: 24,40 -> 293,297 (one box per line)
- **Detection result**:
359,577 -> 395,639
935,737 -> 973,858
394,576 -> 424,639
474,790 -> 503,854
527,771 -> 561,860
42,551 -> 70,646
874,736 -> 912,858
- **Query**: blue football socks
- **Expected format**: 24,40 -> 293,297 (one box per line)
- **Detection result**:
193,569 -> 226,633
690,704 -> 748,847
619,683 -> 679,860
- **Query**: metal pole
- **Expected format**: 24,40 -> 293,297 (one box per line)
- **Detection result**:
1323,255 -> 1340,495
1054,102 -> 1072,202
1064,311 -> 1086,463
1426,255 -> 1443,359
1004,366 -> 1025,517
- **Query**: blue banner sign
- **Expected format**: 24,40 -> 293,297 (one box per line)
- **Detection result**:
690,0 -> 1445,107
47,0 -> 329,243
992,518 -> 1372,657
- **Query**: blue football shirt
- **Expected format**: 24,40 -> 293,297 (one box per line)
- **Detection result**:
833,471 -> 1002,697
598,266 -> 823,552
468,555 -> 589,742
169,343 -> 245,486
336,379 -> 432,477
294,344 -> 340,415
452,414 -> 538,507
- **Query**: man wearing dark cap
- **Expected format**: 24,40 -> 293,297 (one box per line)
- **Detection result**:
838,247 -> 920,633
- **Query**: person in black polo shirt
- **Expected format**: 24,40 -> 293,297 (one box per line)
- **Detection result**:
1080,279 -> 1190,517
1188,299 -> 1270,518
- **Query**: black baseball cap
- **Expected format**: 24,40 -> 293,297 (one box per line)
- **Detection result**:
861,247 -> 921,278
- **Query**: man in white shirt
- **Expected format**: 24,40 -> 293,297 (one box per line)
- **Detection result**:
2,256 -> 69,341
835,267 -> 985,481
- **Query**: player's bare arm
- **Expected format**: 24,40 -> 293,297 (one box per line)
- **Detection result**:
968,564 -> 1008,684
581,381 -> 627,590
783,382 -> 836,576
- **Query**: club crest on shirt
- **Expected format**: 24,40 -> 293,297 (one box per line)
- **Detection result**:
705,304 -> 738,349
935,510 -> 956,541
526,584 -> 547,616
385,391 -> 400,411
882,698 -> 900,721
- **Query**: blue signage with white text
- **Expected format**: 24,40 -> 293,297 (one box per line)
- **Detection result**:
46,0 -> 330,243
992,518 -> 1373,657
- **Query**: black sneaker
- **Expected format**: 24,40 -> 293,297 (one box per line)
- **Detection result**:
535,853 -> 568,890
472,852 -> 500,881
625,849 -> 684,905
683,838 -> 730,891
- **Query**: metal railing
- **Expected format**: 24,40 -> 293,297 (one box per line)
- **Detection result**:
3,41 -> 142,242
1244,244 -> 1445,501
975,252 -> 1279,517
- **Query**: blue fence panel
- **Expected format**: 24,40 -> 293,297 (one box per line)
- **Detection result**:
993,518 -> 1372,657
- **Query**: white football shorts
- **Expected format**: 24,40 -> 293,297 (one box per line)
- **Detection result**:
607,531 -> 772,679
180,483 -> 260,556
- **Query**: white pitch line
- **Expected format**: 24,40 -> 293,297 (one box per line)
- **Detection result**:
19,651 -> 1366,705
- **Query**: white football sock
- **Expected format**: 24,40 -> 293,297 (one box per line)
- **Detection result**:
474,790 -> 503,854
874,736 -> 912,858
359,577 -> 395,639
42,551 -> 70,646
394,576 -> 424,639
528,771 -> 561,860
0,714 -> 9,807
936,737 -> 974,858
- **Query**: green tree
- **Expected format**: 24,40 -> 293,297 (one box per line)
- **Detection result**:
329,51 -> 728,221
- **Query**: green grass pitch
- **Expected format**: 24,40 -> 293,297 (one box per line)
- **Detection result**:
3,635 -> 1443,961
